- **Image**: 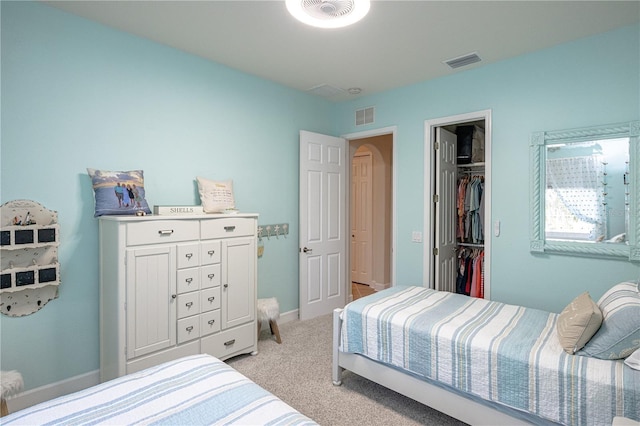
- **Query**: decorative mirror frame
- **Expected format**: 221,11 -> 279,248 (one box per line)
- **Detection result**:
530,120 -> 640,260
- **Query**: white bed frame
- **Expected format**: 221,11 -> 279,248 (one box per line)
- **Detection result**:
331,308 -> 533,426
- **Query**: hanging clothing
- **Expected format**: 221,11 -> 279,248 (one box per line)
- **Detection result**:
457,175 -> 485,244
457,175 -> 468,241
456,248 -> 484,299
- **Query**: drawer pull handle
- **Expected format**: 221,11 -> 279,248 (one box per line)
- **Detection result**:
158,229 -> 174,235
185,253 -> 193,259
208,319 -> 215,325
186,326 -> 194,332
208,250 -> 215,255
186,302 -> 194,308
224,226 -> 236,232
208,273 -> 215,279
208,296 -> 215,302
224,339 -> 235,346
186,277 -> 193,283
171,294 -> 177,299
223,284 -> 229,288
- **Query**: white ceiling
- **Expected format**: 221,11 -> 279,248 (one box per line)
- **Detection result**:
44,1 -> 640,101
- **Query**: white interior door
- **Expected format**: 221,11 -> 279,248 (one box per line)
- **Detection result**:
351,152 -> 373,285
435,128 -> 458,292
299,130 -> 347,320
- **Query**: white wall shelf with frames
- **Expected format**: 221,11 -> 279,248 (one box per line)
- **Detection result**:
0,200 -> 61,316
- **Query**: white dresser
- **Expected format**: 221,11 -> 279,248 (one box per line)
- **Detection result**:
98,214 -> 258,382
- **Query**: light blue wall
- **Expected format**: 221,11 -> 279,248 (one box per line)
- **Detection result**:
2,1 -> 639,394
1,2 -> 333,390
335,24 -> 640,311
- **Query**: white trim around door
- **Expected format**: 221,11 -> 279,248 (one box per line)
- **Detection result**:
423,111 -> 492,298
342,126 -> 397,290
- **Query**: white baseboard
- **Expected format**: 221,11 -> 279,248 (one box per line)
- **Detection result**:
279,308 -> 298,324
7,369 -> 100,413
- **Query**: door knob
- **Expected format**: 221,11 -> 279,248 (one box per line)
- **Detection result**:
302,247 -> 312,253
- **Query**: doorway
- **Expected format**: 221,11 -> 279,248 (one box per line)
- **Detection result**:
424,110 -> 492,298
298,127 -> 395,319
347,131 -> 394,301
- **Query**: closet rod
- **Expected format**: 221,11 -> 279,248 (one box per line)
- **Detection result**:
458,162 -> 485,168
458,242 -> 484,248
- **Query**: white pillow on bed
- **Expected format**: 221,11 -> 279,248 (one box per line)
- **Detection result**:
625,349 -> 640,370
577,282 -> 640,360
556,292 -> 602,354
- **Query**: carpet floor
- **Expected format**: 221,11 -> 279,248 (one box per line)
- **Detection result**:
226,313 -> 467,426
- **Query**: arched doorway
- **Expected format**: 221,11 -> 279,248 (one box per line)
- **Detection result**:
349,135 -> 393,299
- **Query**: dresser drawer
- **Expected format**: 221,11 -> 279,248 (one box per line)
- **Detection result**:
200,310 -> 221,337
177,268 -> 200,294
200,264 -> 220,289
200,240 -> 221,265
177,316 -> 200,344
201,287 -> 221,312
201,218 -> 255,239
177,292 -> 200,319
126,220 -> 199,246
177,243 -> 200,269
200,322 -> 255,359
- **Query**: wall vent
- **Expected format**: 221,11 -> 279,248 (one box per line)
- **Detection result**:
355,106 -> 375,126
443,52 -> 482,69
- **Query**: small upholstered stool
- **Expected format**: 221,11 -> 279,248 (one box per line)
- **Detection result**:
257,297 -> 282,344
1,370 -> 23,417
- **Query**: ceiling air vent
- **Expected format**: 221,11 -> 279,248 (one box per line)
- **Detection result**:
444,52 -> 482,69
355,106 -> 374,126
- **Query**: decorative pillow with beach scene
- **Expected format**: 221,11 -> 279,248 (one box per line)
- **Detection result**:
87,168 -> 151,217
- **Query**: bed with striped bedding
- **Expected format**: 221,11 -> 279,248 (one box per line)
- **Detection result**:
339,286 -> 639,425
2,354 -> 317,426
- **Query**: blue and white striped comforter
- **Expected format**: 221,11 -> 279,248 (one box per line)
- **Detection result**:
340,286 -> 640,426
2,354 -> 318,426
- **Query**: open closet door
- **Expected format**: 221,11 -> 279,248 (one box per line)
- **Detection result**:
434,128 -> 458,292
299,130 -> 347,320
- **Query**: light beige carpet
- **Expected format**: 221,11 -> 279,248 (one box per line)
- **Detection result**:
226,314 -> 467,426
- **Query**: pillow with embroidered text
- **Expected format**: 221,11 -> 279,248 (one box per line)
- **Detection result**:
87,168 -> 152,217
196,176 -> 235,213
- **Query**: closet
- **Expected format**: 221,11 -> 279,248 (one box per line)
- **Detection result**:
432,117 -> 488,298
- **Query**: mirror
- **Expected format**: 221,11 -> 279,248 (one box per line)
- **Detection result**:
530,121 -> 639,260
